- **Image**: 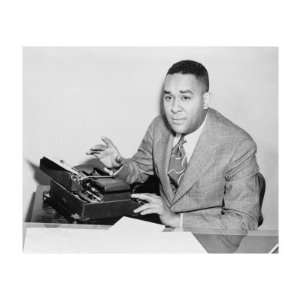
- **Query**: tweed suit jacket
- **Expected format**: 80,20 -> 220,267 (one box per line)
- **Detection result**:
117,108 -> 260,233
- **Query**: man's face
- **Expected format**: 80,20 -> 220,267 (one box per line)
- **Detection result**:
163,73 -> 207,134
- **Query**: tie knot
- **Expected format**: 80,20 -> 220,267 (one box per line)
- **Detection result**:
179,135 -> 186,144
172,135 -> 186,155
177,135 -> 186,147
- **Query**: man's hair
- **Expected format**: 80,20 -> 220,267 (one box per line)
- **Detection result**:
166,60 -> 209,92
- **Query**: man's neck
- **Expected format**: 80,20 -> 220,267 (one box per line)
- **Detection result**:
185,109 -> 208,136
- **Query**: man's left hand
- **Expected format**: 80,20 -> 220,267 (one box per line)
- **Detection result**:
131,193 -> 180,228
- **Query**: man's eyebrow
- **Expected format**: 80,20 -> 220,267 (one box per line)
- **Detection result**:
179,90 -> 193,94
163,90 -> 193,94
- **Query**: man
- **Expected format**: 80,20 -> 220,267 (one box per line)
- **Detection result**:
88,60 -> 260,233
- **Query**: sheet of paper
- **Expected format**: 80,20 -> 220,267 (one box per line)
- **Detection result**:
109,216 -> 165,233
24,227 -> 206,253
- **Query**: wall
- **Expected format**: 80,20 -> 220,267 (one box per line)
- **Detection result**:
23,47 -> 278,230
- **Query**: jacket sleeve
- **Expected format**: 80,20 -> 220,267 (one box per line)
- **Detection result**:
182,138 -> 260,234
115,119 -> 156,184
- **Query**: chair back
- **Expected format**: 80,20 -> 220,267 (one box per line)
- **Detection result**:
257,172 -> 266,227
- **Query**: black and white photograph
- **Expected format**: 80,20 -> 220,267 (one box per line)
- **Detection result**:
23,47 -> 278,253
3,0 -> 300,299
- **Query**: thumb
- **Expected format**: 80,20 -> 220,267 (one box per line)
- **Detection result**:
103,167 -> 114,176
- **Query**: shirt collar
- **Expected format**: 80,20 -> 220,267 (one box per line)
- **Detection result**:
185,115 -> 207,146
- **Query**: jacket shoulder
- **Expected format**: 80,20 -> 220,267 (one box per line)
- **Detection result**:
209,108 -> 256,145
148,115 -> 169,132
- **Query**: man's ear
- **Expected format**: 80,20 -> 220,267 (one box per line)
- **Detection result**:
203,92 -> 210,109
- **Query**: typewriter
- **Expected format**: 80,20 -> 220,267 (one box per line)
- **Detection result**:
39,156 -> 143,223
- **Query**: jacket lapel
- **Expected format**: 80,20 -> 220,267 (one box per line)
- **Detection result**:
156,130 -> 174,205
171,110 -> 217,206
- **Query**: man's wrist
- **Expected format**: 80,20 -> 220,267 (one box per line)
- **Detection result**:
115,155 -> 124,165
110,157 -> 125,175
167,213 -> 181,228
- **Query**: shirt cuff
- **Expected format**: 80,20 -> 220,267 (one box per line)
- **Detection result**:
179,213 -> 184,229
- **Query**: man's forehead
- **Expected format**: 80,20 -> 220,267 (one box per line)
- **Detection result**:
163,73 -> 201,90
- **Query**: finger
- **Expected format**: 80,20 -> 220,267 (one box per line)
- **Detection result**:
90,144 -> 107,151
131,193 -> 159,203
86,149 -> 105,155
140,208 -> 160,215
101,137 -> 118,150
133,203 -> 155,213
137,193 -> 158,197
90,152 -> 110,159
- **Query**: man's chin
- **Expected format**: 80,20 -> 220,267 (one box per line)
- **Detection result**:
169,124 -> 186,134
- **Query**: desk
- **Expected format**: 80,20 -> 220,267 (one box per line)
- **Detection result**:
25,185 -> 278,253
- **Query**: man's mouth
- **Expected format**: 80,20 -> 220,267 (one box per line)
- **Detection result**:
171,118 -> 186,124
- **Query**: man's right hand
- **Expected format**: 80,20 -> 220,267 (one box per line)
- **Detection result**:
86,137 -> 123,173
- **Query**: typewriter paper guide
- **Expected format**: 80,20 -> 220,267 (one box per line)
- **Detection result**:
24,226 -> 206,253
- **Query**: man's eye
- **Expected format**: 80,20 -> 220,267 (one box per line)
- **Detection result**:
164,95 -> 172,102
182,96 -> 191,101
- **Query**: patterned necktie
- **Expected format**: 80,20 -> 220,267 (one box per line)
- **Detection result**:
168,135 -> 188,192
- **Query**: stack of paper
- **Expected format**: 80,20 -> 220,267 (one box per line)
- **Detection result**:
109,216 -> 165,233
24,217 -> 206,253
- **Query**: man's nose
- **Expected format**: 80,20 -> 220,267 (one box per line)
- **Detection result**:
171,98 -> 182,113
